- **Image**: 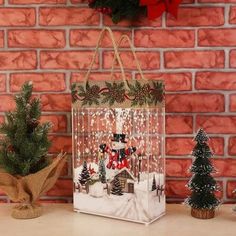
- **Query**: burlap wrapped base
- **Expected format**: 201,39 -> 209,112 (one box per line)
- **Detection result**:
12,203 -> 42,219
0,153 -> 67,219
191,208 -> 215,219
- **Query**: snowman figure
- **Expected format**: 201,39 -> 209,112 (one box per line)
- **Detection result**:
99,133 -> 136,170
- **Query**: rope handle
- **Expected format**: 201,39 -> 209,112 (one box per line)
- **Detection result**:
84,27 -> 129,89
110,34 -> 146,81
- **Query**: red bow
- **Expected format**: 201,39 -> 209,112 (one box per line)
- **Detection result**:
89,164 -> 96,175
140,0 -> 182,20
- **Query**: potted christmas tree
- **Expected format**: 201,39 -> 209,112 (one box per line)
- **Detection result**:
0,82 -> 67,219
185,128 -> 220,219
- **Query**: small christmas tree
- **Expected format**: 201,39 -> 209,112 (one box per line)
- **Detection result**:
79,161 -> 90,185
152,174 -> 156,191
0,82 -> 51,176
98,159 -> 106,183
111,176 -> 123,196
186,128 -> 220,219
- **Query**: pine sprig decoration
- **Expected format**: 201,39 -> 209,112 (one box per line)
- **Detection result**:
101,82 -> 125,105
89,0 -> 145,24
185,128 -> 220,210
127,80 -> 151,106
78,82 -> 100,106
0,82 -> 52,176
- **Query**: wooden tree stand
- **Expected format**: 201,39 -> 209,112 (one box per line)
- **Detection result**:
191,208 -> 215,219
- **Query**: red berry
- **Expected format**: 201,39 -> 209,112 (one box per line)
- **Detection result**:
102,7 -> 107,13
107,8 -> 112,14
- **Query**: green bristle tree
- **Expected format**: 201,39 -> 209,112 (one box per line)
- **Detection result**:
0,82 -> 52,176
185,128 -> 220,210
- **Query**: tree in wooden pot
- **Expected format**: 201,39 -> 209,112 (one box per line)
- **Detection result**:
185,128 -> 220,219
0,82 -> 67,219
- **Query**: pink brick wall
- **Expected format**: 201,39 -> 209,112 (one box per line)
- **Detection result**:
0,0 -> 236,204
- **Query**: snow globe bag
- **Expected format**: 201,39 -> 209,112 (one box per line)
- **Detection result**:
72,27 -> 165,224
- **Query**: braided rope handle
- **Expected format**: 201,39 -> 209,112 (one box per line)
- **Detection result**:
110,34 -> 146,81
84,27 -> 129,89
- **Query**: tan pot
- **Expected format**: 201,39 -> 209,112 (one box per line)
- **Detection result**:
191,208 -> 215,219
12,203 -> 42,219
0,153 -> 67,219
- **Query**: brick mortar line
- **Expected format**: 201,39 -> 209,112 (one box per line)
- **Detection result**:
30,68 -> 236,73
225,136 -> 230,157
5,72 -> 10,93
35,25 -> 236,30
65,71 -> 71,92
35,5 -> 39,27
225,93 -> 230,113
3,68 -> 236,74
225,49 -> 230,69
65,28 -> 70,50
225,4 -> 231,26
26,47 -> 235,51
0,47 -> 233,52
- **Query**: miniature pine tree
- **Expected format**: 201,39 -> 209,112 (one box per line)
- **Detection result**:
111,176 -> 123,196
98,159 -> 106,183
186,128 -> 220,211
79,161 -> 90,185
0,82 -> 52,176
152,174 -> 157,191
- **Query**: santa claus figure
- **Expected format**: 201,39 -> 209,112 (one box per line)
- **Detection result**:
99,133 -> 136,170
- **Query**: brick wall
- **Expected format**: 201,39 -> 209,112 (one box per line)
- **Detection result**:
0,0 -> 236,204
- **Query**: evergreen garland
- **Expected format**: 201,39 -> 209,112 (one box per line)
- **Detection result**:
88,0 -> 145,24
185,128 -> 220,210
0,82 -> 52,176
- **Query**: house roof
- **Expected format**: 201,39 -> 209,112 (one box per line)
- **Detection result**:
113,167 -> 136,181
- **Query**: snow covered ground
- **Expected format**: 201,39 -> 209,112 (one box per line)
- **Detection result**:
74,161 -> 165,223
74,177 -> 165,223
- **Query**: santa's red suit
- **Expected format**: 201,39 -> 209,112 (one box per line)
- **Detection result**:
99,145 -> 136,170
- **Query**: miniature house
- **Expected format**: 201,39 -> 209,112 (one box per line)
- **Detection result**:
110,168 -> 135,193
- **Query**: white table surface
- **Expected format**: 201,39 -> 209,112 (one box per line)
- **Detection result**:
0,204 -> 236,236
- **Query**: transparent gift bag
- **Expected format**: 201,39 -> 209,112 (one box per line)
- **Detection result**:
72,27 -> 165,224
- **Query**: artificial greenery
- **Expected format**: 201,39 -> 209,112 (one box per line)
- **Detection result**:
0,82 -> 52,176
78,83 -> 101,106
79,161 -> 91,185
71,80 -> 164,107
89,0 -> 146,24
98,159 -> 106,183
111,176 -> 123,195
152,175 -> 157,191
185,128 -> 220,210
101,82 -> 125,105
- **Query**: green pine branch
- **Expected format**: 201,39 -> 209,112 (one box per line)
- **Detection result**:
0,82 -> 52,176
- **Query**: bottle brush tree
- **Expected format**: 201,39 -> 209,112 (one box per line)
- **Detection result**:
111,176 -> 123,196
79,161 -> 91,185
98,159 -> 106,183
0,82 -> 52,176
152,174 -> 157,191
185,128 -> 220,218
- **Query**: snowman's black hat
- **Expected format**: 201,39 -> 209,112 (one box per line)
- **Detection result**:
111,133 -> 127,143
